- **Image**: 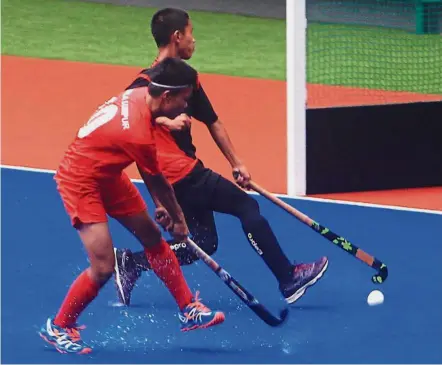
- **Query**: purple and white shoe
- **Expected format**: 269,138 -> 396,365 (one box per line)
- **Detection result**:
279,257 -> 329,304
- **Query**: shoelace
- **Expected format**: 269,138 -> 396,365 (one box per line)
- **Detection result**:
184,291 -> 210,320
64,325 -> 86,343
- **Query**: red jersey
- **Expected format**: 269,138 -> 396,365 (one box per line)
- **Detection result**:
56,87 -> 160,183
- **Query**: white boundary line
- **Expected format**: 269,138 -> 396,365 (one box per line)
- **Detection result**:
1,164 -> 441,215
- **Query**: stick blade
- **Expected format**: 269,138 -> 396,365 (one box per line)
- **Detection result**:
252,305 -> 289,327
372,265 -> 388,284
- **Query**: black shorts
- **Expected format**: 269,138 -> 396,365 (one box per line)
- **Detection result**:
172,160 -> 256,244
172,160 -> 221,210
171,161 -> 220,245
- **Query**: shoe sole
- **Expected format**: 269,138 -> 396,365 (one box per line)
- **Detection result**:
113,248 -> 128,306
181,312 -> 225,332
285,259 -> 329,304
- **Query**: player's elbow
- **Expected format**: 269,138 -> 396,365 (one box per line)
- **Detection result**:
208,118 -> 222,131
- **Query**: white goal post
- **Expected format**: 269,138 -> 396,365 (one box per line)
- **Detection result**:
286,0 -> 307,196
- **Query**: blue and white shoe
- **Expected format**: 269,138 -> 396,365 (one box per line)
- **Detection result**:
38,317 -> 92,354
178,292 -> 225,332
280,256 -> 329,303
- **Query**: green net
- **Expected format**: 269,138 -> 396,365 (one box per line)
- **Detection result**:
306,0 -> 442,107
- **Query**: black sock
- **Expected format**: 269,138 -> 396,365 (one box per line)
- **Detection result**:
241,215 -> 293,284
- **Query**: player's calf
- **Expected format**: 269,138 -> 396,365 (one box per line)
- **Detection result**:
90,259 -> 115,284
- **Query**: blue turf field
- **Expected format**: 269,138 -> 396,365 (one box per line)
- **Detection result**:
2,167 -> 442,364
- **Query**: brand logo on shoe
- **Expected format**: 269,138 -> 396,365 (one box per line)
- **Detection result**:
247,233 -> 263,255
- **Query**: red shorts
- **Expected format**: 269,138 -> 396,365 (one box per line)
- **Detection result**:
55,171 -> 147,228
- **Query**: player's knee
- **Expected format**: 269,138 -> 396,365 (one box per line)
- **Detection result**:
245,196 -> 260,212
200,233 -> 218,256
90,256 -> 115,284
236,195 -> 261,221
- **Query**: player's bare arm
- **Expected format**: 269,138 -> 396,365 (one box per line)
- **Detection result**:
155,113 -> 191,131
207,119 -> 251,188
155,114 -> 250,187
140,169 -> 189,241
136,164 -> 174,231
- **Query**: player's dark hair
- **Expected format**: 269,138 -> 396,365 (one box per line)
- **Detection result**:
151,8 -> 190,47
148,57 -> 197,97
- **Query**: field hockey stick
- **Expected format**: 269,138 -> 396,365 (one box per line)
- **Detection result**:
247,181 -> 388,284
185,237 -> 289,327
